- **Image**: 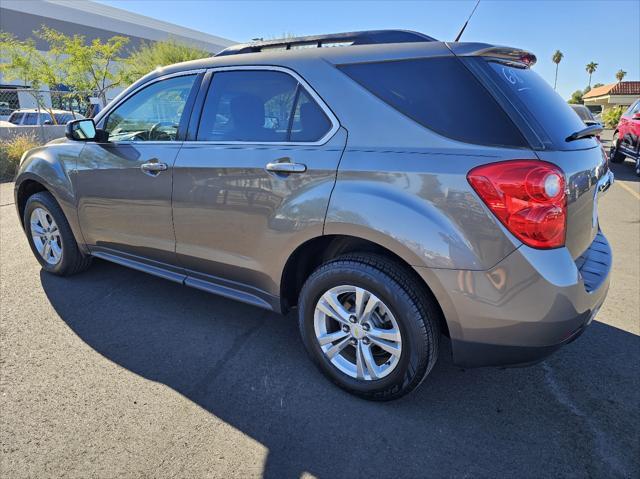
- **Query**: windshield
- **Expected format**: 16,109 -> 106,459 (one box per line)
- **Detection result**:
483,61 -> 596,150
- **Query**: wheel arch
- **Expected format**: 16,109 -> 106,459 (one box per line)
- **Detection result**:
279,233 -> 450,337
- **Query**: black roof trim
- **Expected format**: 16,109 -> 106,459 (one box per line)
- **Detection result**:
215,30 -> 437,57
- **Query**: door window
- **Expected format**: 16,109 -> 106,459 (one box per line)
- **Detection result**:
197,70 -> 332,142
22,113 -> 39,125
104,75 -> 196,142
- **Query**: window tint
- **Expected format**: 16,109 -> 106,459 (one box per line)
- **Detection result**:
105,75 -> 196,142
8,112 -> 23,124
338,57 -> 526,148
483,60 -> 590,150
198,70 -> 297,142
290,89 -> 332,142
23,113 -> 38,125
197,70 -> 331,143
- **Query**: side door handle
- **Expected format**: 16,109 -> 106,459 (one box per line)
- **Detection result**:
265,159 -> 307,174
141,159 -> 168,176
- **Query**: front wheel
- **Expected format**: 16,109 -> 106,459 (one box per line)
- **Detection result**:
609,132 -> 626,163
298,254 -> 440,400
23,191 -> 92,276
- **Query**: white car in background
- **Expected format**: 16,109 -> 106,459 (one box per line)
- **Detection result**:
6,109 -> 84,126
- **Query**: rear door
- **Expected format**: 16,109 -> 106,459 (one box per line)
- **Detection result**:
77,72 -> 200,272
172,67 -> 345,305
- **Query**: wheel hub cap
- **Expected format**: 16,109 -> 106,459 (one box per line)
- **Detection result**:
313,285 -> 402,381
30,207 -> 63,265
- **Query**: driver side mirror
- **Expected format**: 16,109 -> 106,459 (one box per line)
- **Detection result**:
66,118 -> 100,141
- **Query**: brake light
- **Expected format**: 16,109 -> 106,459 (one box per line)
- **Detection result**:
467,160 -> 566,249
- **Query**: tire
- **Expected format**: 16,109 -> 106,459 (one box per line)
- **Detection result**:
298,253 -> 440,401
23,191 -> 92,276
609,132 -> 626,163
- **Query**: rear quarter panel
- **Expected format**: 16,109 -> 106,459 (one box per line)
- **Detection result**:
325,146 -> 533,271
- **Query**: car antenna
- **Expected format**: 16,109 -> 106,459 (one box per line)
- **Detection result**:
454,0 -> 481,42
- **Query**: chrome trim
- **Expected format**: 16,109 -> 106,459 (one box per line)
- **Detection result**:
181,65 -> 341,147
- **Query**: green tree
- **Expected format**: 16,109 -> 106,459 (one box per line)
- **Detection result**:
616,69 -> 627,82
568,89 -> 584,104
122,39 -> 209,83
585,61 -> 598,88
0,32 -> 62,121
602,106 -> 625,128
593,83 -> 604,88
552,50 -> 563,91
0,28 -> 129,112
38,27 -> 129,105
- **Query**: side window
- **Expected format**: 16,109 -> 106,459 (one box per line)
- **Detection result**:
197,70 -> 332,143
8,112 -> 23,124
290,89 -> 332,142
339,57 -> 527,148
105,75 -> 196,142
23,113 -> 38,125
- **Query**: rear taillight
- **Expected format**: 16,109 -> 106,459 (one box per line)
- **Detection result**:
467,160 -> 566,249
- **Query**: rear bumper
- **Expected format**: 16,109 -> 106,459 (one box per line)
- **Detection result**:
417,231 -> 611,368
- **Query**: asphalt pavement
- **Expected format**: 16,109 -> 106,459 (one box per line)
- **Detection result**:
1,158 -> 639,478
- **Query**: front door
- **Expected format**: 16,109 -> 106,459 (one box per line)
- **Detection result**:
76,73 -> 199,272
172,68 -> 345,306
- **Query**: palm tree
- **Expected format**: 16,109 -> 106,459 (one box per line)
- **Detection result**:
585,62 -> 598,88
616,69 -> 627,82
552,50 -> 563,91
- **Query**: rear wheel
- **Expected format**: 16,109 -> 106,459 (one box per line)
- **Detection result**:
298,254 -> 440,400
23,192 -> 92,276
609,132 -> 626,163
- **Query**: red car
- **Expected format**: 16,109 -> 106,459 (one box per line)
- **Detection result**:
610,98 -> 640,176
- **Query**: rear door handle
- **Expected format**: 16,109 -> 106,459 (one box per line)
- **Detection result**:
265,161 -> 307,174
141,160 -> 168,175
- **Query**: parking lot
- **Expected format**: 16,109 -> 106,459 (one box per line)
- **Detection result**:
1,157 -> 638,477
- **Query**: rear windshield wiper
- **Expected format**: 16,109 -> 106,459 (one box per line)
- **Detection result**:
566,124 -> 603,142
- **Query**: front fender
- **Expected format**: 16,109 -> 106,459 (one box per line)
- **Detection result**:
14,142 -> 86,249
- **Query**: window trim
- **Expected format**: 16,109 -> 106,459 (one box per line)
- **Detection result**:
187,65 -> 339,146
96,69 -> 205,144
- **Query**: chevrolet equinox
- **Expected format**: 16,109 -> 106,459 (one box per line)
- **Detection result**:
14,31 -> 613,400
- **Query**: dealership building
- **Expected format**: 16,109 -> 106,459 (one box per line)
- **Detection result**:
0,0 -> 234,111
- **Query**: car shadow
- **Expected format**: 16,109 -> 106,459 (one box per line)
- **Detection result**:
610,160 -> 639,182
40,261 -> 639,478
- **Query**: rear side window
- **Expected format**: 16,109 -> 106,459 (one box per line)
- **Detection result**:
338,57 -> 527,148
197,70 -> 332,143
290,89 -> 332,142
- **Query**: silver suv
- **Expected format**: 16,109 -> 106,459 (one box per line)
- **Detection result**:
14,31 -> 613,400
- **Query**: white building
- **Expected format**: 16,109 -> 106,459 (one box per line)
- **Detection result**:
0,0 -> 234,113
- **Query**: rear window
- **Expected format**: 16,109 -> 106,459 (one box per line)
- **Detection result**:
338,57 -> 527,148
482,61 -> 594,150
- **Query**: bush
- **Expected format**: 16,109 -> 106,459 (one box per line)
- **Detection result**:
602,106 -> 625,129
0,134 -> 42,180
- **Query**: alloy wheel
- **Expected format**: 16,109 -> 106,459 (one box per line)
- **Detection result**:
30,207 -> 63,265
313,285 -> 402,380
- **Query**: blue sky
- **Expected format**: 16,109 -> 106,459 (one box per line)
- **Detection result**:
98,0 -> 639,100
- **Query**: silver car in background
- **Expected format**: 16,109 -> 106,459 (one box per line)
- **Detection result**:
14,31 -> 612,400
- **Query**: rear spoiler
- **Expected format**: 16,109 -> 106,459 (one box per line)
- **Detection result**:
447,43 -> 537,68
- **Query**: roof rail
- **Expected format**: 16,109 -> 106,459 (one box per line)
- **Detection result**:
215,30 -> 436,57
